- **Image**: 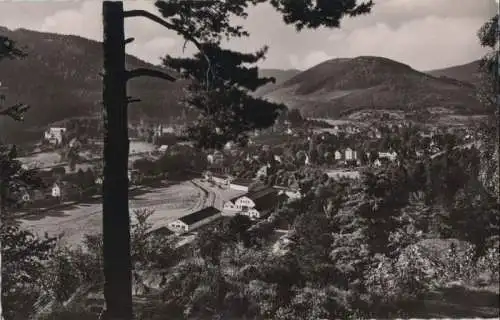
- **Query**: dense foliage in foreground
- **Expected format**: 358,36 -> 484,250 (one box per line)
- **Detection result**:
4,148 -> 498,319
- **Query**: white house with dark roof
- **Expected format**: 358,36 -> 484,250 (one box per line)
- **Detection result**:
167,206 -> 221,234
235,187 -> 279,220
222,195 -> 243,216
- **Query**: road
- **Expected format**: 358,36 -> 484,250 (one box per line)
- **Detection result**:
191,178 -> 247,211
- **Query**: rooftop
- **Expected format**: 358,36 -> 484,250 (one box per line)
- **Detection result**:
179,206 -> 220,226
230,177 -> 254,187
253,191 -> 279,212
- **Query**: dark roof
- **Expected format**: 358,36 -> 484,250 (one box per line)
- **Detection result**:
230,178 -> 254,187
247,187 -> 276,200
152,227 -> 174,237
179,206 -> 220,226
277,193 -> 289,202
253,192 -> 279,212
229,194 -> 242,202
247,187 -> 279,211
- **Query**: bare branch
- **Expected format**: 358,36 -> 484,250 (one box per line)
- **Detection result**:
124,9 -> 213,89
126,68 -> 176,82
127,96 -> 141,104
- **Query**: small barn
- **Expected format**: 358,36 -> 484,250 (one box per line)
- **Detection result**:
167,207 -> 221,234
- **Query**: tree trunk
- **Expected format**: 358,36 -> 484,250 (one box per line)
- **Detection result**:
102,2 -> 133,319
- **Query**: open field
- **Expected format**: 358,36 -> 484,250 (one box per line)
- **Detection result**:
20,181 -> 206,248
18,151 -> 62,168
17,141 -> 156,169
129,140 -> 157,153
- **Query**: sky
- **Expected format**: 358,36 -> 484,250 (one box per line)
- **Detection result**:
0,0 -> 497,71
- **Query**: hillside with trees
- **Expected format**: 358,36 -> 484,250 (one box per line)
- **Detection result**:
259,56 -> 485,118
0,26 -> 187,143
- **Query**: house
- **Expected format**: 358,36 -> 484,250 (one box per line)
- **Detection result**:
207,150 -> 224,165
222,195 -> 243,216
230,177 -> 254,192
44,127 -> 66,145
51,182 -> 61,198
238,187 -> 279,220
378,151 -> 397,162
334,150 -> 342,161
255,165 -> 268,179
167,206 -> 221,234
224,187 -> 279,220
344,148 -> 358,161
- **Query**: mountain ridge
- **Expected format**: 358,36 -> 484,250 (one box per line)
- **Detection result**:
259,56 -> 484,118
0,26 -> 486,143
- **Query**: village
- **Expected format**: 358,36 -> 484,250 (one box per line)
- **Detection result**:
15,111 -> 480,248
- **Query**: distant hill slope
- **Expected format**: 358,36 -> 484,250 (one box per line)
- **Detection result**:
426,60 -> 483,87
261,56 -> 483,118
0,26 -> 186,142
254,68 -> 301,96
0,26 -> 302,143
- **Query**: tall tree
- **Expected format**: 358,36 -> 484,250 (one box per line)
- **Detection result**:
100,1 -> 374,319
477,14 -> 499,199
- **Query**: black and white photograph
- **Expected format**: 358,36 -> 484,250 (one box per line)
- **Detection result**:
0,0 -> 499,319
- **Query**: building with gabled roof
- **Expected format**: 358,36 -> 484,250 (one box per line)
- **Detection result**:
230,187 -> 279,220
168,206 -> 221,234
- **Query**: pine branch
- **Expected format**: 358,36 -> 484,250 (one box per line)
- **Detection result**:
126,68 -> 176,82
0,103 -> 29,121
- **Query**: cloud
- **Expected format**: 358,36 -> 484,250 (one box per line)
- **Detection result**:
127,37 -> 177,64
326,16 -> 489,70
38,1 -> 180,58
0,0 -> 495,71
289,51 -> 333,70
40,1 -> 102,41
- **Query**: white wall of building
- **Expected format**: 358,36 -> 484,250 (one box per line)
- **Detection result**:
234,196 -> 255,209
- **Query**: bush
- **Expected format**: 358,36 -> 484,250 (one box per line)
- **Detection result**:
365,245 -> 442,312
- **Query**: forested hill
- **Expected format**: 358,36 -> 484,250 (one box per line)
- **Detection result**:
0,26 -> 186,143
